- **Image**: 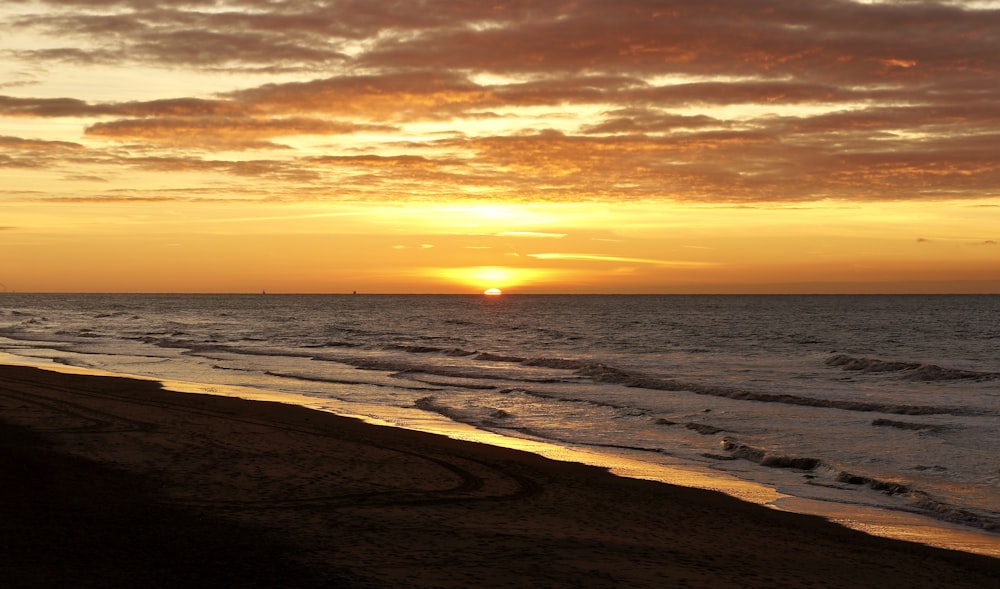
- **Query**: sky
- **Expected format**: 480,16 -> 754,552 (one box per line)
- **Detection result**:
2,0 -> 999,294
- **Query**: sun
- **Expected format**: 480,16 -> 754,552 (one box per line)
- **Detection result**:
483,288 -> 503,296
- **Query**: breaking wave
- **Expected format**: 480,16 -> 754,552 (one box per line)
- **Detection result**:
717,439 -> 999,531
190,343 -> 994,418
826,354 -> 1000,382
720,439 -> 823,471
871,418 -> 941,432
567,361 -> 988,417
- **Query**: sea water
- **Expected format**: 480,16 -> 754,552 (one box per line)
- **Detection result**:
1,294 -> 997,554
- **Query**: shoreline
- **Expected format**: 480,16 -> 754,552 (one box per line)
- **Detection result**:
6,352 -> 996,558
1,363 -> 998,588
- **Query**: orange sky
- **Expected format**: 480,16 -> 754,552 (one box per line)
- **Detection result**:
2,0 -> 999,294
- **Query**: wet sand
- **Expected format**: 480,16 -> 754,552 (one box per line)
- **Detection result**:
1,364 -> 997,588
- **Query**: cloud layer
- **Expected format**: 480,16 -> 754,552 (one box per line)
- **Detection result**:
3,0 -> 1000,203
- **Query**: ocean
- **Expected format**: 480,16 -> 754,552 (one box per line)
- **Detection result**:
1,293 -> 997,555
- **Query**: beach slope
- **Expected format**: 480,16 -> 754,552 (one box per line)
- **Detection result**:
1,364 -> 996,588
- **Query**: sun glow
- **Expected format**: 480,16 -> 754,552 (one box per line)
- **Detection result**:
484,288 -> 503,295
429,266 -> 556,293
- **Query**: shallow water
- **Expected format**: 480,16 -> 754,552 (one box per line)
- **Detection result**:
2,293 -> 997,555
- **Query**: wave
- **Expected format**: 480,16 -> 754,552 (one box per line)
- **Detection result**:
388,344 -> 447,354
413,396 -> 462,420
265,370 -> 443,392
302,341 -> 361,349
409,388 -> 960,521
523,357 -> 592,370
183,343 -> 317,359
413,397 -> 557,435
911,495 -> 998,532
417,384 -> 999,533
94,311 -> 137,319
568,361 -> 988,417
717,438 -> 998,531
720,440 -> 823,470
654,418 -> 727,435
826,354 -> 999,382
180,343 -> 996,419
248,344 -> 993,418
475,352 -> 526,363
0,316 -> 49,329
498,387 -> 649,415
834,471 -> 999,531
684,423 -> 726,435
10,320 -> 991,419
393,364 -> 564,384
870,418 -> 941,432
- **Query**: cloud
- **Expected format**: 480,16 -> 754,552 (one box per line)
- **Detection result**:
119,155 -> 322,183
526,253 -> 717,267
0,78 -> 40,90
228,71 -> 500,121
12,2 -> 999,81
496,232 -> 567,239
0,135 -> 82,150
3,1 -> 1000,203
85,116 -> 393,149
307,155 -> 444,169
582,110 -> 727,135
0,135 -> 86,168
10,5 -> 348,72
0,95 -> 249,118
357,1 -> 1000,83
60,174 -> 109,183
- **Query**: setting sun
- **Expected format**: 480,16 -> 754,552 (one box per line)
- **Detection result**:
484,288 -> 503,296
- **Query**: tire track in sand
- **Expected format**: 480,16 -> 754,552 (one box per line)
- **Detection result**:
0,367 -> 541,512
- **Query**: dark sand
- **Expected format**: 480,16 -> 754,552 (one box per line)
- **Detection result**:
1,364 -> 997,588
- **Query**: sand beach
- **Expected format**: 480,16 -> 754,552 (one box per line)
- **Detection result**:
1,363 -> 997,588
